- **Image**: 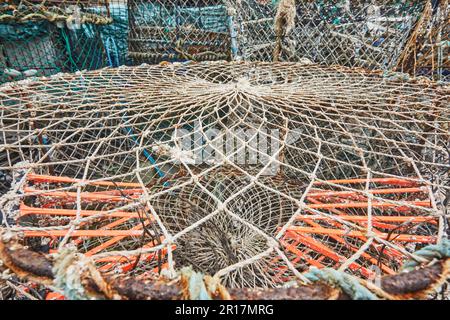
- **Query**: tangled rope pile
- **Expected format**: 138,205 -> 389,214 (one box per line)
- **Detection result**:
0,2 -> 112,25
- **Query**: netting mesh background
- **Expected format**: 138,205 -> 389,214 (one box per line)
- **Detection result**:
0,62 -> 448,288
1,0 -> 448,83
233,0 -> 422,67
127,0 -> 231,64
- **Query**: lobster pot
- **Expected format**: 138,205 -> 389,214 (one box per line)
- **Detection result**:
232,0 -> 426,71
128,0 -> 231,64
1,62 -> 448,288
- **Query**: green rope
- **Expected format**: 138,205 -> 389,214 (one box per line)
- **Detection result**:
304,267 -> 378,300
60,28 -> 78,72
402,239 -> 450,272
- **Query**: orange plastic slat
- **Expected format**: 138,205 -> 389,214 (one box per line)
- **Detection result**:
313,178 -> 419,186
286,226 -> 436,243
306,200 -> 430,210
27,173 -> 142,188
19,204 -> 140,219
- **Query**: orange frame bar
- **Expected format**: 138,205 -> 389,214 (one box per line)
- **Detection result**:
307,187 -> 425,198
24,230 -> 145,237
295,214 -> 436,224
287,226 -> 436,243
23,188 -> 138,202
27,173 -> 143,188
313,177 -> 419,186
19,204 -> 140,219
306,200 -> 430,210
304,197 -> 406,259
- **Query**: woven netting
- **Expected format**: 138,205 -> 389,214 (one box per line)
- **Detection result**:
231,0 -> 448,80
0,61 -> 449,288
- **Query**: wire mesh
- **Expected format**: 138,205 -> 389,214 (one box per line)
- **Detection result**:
0,61 -> 448,289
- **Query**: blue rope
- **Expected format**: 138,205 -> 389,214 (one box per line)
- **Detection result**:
304,267 -> 378,300
105,38 -> 114,67
121,113 -> 167,183
228,14 -> 238,59
402,239 -> 450,272
104,36 -> 120,67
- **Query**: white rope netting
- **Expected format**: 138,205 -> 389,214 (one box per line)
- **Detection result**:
230,0 -> 449,81
0,61 -> 449,288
